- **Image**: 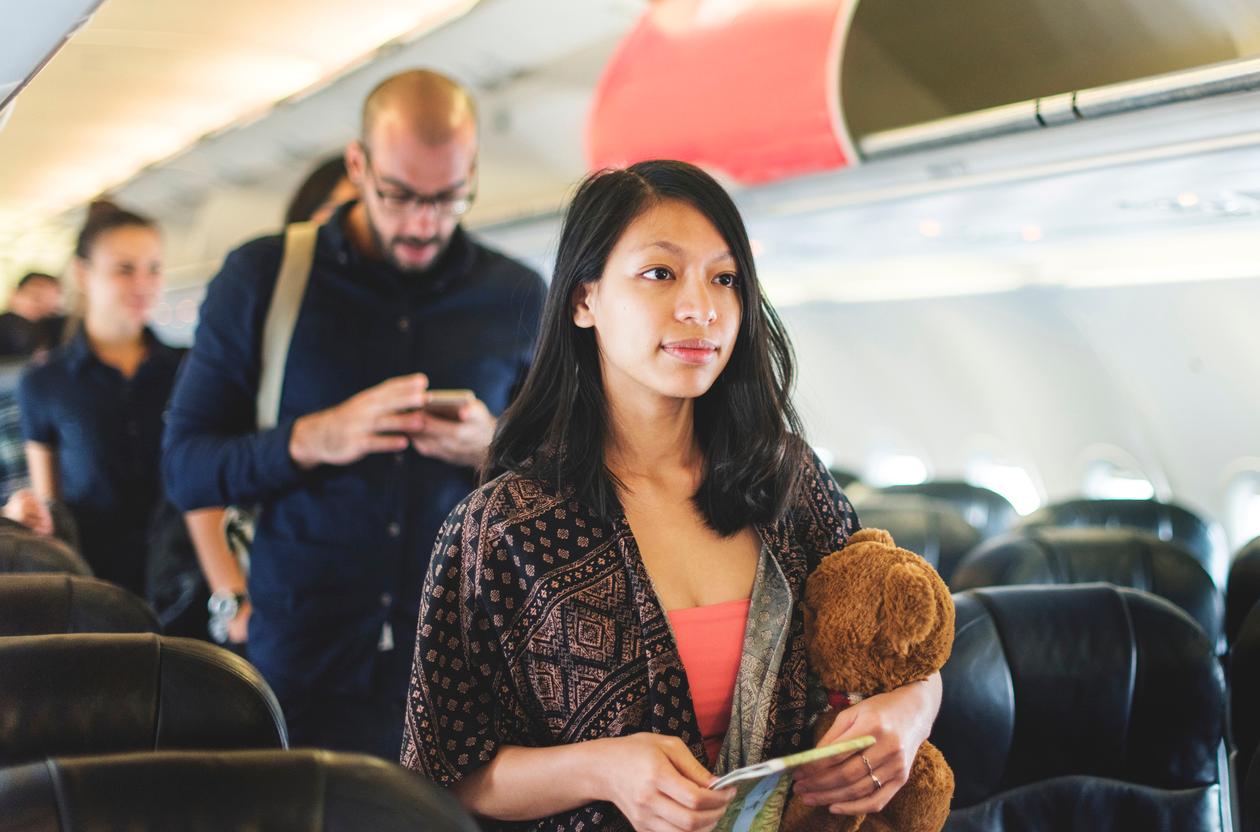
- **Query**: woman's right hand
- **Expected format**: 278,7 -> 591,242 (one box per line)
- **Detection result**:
598,733 -> 734,832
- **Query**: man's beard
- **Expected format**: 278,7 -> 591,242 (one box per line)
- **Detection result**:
368,220 -> 451,276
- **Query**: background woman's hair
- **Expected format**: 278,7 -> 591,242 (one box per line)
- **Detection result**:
285,156 -> 348,225
487,159 -> 805,535
75,199 -> 156,260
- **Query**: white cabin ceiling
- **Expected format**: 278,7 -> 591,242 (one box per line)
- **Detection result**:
0,0 -> 644,286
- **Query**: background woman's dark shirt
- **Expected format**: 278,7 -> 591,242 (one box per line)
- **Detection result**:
17,328 -> 183,594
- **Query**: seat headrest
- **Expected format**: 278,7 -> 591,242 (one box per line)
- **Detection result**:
0,527 -> 90,576
1229,599 -> 1260,790
1020,498 -> 1218,581
933,584 -> 1223,808
881,481 -> 1018,540
0,574 -> 159,636
850,493 -> 981,581
1227,535 -> 1260,644
0,633 -> 286,766
945,775 -> 1226,832
1245,743 -> 1260,832
0,750 -> 478,832
952,526 -> 1223,651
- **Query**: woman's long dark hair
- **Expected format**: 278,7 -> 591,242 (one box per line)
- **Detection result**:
487,160 -> 805,535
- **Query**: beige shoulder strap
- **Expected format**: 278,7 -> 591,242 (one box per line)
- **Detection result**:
256,221 -> 318,430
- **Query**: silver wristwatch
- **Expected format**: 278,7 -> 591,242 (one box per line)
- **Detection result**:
207,589 -> 248,644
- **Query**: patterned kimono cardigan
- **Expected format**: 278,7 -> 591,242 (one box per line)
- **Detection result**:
402,452 -> 859,831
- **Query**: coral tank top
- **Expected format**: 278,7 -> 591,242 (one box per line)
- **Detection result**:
667,597 -> 751,766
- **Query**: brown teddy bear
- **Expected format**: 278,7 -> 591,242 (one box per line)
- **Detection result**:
781,528 -> 955,832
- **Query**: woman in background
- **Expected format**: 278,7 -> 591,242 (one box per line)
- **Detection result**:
19,201 -> 181,595
284,155 -> 358,226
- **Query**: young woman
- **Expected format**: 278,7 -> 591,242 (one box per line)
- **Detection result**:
402,161 -> 942,831
18,201 -> 182,596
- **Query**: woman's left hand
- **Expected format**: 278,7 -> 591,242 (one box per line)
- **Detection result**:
791,672 -> 942,815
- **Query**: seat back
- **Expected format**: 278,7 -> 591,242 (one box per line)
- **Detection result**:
0,749 -> 478,832
933,584 -> 1227,830
952,526 -> 1223,652
1227,536 -> 1260,644
0,633 -> 286,766
1019,497 -> 1222,585
1230,601 -> 1260,787
1245,744 -> 1260,832
0,525 -> 90,576
850,493 -> 981,583
880,481 -> 1018,541
0,574 -> 159,636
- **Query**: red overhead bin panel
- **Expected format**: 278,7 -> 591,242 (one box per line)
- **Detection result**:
587,0 -> 856,183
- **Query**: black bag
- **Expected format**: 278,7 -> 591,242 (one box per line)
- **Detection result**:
144,499 -> 210,639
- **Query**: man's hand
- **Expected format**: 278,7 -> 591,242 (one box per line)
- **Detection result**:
289,374 -> 430,469
410,396 -> 497,469
227,600 -> 251,644
2,489 -> 53,535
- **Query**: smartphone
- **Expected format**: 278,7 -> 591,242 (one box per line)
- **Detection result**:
424,389 -> 474,420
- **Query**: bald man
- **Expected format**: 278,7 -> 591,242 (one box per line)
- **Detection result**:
163,70 -> 546,759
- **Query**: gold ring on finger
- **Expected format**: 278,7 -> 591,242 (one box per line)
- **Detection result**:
860,754 -> 875,776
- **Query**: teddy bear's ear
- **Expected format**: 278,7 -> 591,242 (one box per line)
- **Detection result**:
880,561 -> 939,656
847,528 -> 896,548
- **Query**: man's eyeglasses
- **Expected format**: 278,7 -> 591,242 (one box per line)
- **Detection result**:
361,148 -> 476,218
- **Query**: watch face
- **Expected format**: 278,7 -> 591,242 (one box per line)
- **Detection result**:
207,591 -> 241,618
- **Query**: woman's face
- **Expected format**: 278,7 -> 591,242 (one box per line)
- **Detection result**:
80,225 -> 163,329
573,198 -> 742,405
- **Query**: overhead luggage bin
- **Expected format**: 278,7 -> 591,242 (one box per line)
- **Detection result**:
845,0 -> 1260,153
588,0 -> 1260,181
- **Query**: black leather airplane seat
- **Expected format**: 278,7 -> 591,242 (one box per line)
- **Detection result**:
0,633 -> 286,767
934,584 -> 1228,831
1244,743 -> 1260,832
1019,497 -> 1220,585
880,481 -> 1018,542
1229,598 -> 1260,789
0,574 -> 159,636
851,493 -> 981,583
0,521 -> 89,576
952,526 -> 1223,653
1227,536 -> 1260,644
0,749 -> 478,832
828,467 -> 861,489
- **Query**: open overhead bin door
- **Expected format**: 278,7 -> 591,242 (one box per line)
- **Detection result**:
587,0 -> 1260,181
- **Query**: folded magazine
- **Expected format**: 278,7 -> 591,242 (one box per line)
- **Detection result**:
710,735 -> 876,832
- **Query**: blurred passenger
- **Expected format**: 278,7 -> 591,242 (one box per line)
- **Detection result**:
184,154 -> 358,650
0,361 -> 29,499
163,69 -> 546,760
18,201 -> 181,595
1,489 -> 52,535
0,271 -> 65,358
284,156 -> 358,226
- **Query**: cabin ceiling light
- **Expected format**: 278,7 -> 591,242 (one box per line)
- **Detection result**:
0,0 -> 476,229
1119,190 -> 1260,217
917,219 -> 942,238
